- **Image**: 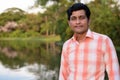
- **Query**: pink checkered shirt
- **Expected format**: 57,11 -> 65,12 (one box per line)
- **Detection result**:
59,29 -> 120,80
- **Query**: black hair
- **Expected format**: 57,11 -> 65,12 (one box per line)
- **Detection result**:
67,3 -> 91,20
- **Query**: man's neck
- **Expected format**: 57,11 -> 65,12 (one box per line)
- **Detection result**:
74,32 -> 87,42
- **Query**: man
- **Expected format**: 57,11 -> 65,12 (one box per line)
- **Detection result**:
59,3 -> 120,80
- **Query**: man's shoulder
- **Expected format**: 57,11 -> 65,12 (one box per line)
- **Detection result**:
63,38 -> 72,46
92,31 -> 110,39
61,38 -> 72,51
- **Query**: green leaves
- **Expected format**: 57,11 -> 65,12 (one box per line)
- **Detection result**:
88,1 -> 120,46
0,0 -> 120,46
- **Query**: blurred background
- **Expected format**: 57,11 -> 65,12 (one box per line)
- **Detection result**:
0,0 -> 120,80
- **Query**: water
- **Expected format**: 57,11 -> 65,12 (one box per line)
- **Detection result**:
0,40 -> 61,80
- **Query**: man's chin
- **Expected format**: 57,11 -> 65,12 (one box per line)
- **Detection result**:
75,30 -> 87,34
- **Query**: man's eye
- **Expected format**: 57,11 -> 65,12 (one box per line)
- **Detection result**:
70,17 -> 76,20
79,16 -> 86,20
70,16 -> 86,21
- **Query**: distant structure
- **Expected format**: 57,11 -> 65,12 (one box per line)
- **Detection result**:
0,21 -> 18,32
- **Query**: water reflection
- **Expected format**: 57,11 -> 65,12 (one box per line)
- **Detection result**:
0,40 -> 61,80
0,62 -> 36,80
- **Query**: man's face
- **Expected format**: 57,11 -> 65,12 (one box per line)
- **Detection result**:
68,10 -> 90,34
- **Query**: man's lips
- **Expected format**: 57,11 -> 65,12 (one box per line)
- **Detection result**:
75,25 -> 83,28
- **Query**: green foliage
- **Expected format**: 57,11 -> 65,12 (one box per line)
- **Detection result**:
0,40 -> 60,69
116,46 -> 120,64
9,30 -> 24,37
0,0 -> 120,46
56,18 -> 68,41
35,0 -> 49,6
88,1 -> 120,46
0,8 -> 25,25
18,14 -> 42,32
24,30 -> 40,37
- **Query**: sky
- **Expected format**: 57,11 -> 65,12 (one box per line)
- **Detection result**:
0,0 -> 93,14
0,0 -> 45,13
0,0 -> 119,14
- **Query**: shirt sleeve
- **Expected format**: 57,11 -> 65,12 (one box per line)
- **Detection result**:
104,36 -> 120,80
59,44 -> 69,80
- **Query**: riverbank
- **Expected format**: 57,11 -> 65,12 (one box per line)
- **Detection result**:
0,35 -> 61,42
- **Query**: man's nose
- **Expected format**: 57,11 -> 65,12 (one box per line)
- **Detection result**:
76,18 -> 81,24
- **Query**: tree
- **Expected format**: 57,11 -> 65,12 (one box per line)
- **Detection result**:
0,7 -> 26,25
88,0 -> 120,46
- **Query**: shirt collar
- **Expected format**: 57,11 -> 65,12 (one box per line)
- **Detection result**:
86,29 -> 93,39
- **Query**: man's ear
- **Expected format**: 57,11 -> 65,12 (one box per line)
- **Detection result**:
88,19 -> 91,26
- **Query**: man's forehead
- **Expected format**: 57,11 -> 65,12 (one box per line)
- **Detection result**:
71,10 -> 86,16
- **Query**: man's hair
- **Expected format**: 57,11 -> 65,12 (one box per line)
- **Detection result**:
67,3 -> 91,20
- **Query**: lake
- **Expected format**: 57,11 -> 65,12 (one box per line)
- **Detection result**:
0,40 -> 119,80
0,40 -> 62,80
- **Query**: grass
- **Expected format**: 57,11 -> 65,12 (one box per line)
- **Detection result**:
0,35 -> 61,42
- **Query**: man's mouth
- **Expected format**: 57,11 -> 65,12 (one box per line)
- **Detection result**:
75,25 -> 83,28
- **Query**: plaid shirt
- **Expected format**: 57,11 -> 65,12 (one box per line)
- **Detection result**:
59,29 -> 120,80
